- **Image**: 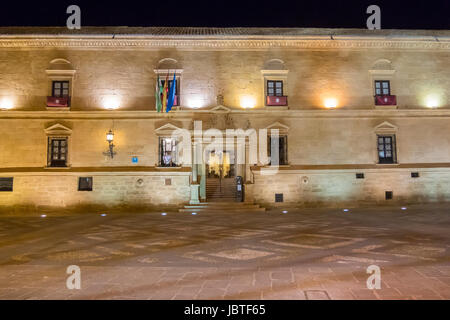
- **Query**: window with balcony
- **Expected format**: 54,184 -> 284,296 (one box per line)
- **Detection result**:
261,60 -> 288,108
158,137 -> 179,167
377,135 -> 396,164
266,80 -> 287,106
369,59 -> 397,108
45,59 -> 75,109
374,80 -> 396,106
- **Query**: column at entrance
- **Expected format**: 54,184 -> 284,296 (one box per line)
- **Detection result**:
189,140 -> 200,204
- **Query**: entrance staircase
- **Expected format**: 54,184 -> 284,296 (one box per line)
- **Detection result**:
205,178 -> 236,202
179,177 -> 265,212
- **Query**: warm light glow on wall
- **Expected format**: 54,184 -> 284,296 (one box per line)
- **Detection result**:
0,97 -> 14,110
103,96 -> 120,110
425,95 -> 439,108
240,95 -> 256,109
187,98 -> 204,109
324,98 -> 338,109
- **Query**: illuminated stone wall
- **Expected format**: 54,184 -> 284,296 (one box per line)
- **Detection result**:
248,169 -> 450,207
0,28 -> 450,212
0,48 -> 449,111
0,173 -> 191,213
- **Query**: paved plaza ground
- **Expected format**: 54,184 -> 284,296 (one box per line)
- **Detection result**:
0,204 -> 449,300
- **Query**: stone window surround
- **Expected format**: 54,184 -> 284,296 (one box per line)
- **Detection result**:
373,121 -> 399,165
263,121 -> 290,166
260,69 -> 289,110
369,68 -> 397,110
154,122 -> 185,169
44,124 -> 73,169
154,69 -> 183,110
45,61 -> 76,110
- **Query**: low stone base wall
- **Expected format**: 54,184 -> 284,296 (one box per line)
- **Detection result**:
0,172 -> 191,214
248,167 -> 450,208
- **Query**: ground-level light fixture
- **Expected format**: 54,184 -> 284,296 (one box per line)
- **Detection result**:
282,210 -> 288,214
40,214 -> 47,218
103,129 -> 116,159
161,212 -> 167,216
101,213 -> 107,216
401,207 -> 407,211
343,209 -> 349,212
191,212 -> 197,215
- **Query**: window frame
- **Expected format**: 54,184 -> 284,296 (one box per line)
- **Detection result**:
158,136 -> 179,167
267,80 -> 284,97
267,135 -> 288,166
374,80 -> 391,96
78,177 -> 93,191
51,80 -> 70,98
47,137 -> 69,167
0,177 -> 13,192
377,134 -> 397,164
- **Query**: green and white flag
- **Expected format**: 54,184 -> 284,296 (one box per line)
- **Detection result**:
155,75 -> 162,112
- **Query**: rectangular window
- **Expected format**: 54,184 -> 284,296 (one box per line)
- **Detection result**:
377,135 -> 396,164
78,177 -> 93,191
268,135 -> 288,165
267,80 -> 283,97
48,137 -> 68,167
52,81 -> 70,97
385,191 -> 393,200
275,193 -> 284,202
356,173 -> 365,179
0,177 -> 13,192
374,80 -> 390,95
411,172 -> 420,178
159,137 -> 178,167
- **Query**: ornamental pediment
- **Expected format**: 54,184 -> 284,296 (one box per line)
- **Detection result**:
374,121 -> 398,133
264,121 -> 289,131
155,122 -> 183,135
210,105 -> 232,113
44,123 -> 72,135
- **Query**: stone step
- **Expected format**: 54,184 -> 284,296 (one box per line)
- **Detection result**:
179,207 -> 265,213
180,201 -> 265,212
184,204 -> 261,209
206,191 -> 235,195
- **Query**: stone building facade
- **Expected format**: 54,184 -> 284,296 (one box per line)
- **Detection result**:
0,27 -> 449,212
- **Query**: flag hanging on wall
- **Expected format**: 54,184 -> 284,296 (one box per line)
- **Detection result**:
155,75 -> 162,112
161,73 -> 169,112
166,73 -> 177,113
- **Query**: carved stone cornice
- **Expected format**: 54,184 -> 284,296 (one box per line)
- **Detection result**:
0,38 -> 449,50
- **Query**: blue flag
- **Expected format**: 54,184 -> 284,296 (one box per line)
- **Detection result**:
166,73 -> 177,113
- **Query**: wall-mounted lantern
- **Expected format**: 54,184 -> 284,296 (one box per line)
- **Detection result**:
103,129 -> 116,158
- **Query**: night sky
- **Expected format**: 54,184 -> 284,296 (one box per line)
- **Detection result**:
0,0 -> 449,29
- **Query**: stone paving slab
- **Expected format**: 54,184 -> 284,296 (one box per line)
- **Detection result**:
0,205 -> 449,299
